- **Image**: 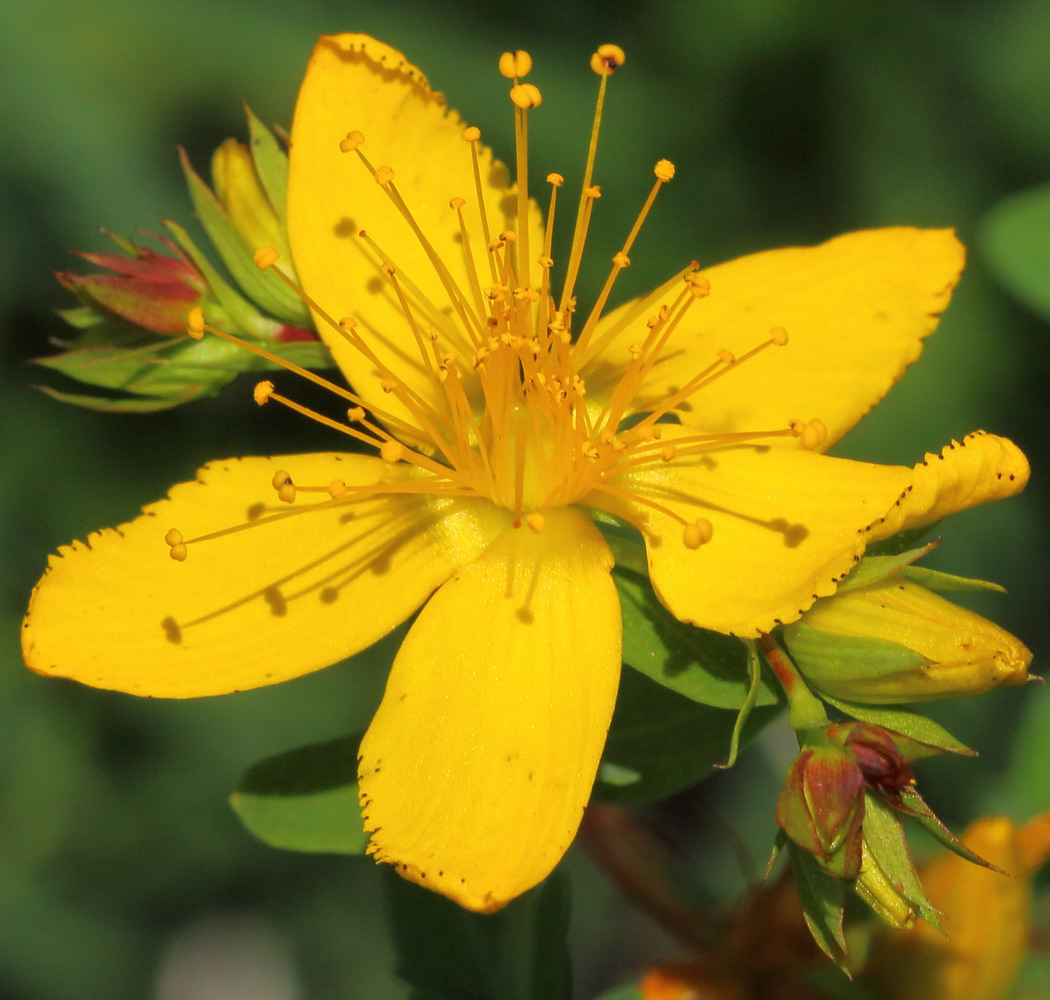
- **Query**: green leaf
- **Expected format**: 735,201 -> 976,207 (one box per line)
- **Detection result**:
821,696 -> 974,756
595,666 -> 781,803
385,869 -> 571,1000
981,182 -> 1050,321
899,565 -> 1006,593
614,562 -> 779,710
861,793 -> 940,930
789,845 -> 851,976
230,734 -> 368,855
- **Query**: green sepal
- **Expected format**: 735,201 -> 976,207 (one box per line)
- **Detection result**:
836,545 -> 937,593
36,384 -> 201,413
180,149 -> 311,326
608,532 -> 779,710
896,786 -> 1005,872
230,734 -> 368,855
861,793 -> 941,930
595,666 -> 781,803
788,844 -> 851,976
782,623 -> 926,685
899,565 -> 1006,594
385,868 -> 571,1000
863,522 -> 942,557
245,106 -> 290,239
821,696 -> 974,756
980,181 -> 1050,321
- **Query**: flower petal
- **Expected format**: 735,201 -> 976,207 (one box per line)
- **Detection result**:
587,228 -> 964,448
23,454 -> 509,697
591,434 -> 910,636
868,431 -> 1029,541
288,34 -> 543,420
358,507 -> 620,912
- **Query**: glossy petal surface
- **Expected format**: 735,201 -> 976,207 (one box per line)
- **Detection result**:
587,228 -> 964,448
358,508 -> 620,911
23,454 -> 509,697
592,433 -> 910,636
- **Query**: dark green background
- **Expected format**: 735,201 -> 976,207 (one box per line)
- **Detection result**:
3,1 -> 1048,997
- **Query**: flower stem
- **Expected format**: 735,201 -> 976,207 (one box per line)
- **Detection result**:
758,634 -> 828,733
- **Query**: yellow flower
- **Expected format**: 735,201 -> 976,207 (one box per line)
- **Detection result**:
22,35 -> 1028,912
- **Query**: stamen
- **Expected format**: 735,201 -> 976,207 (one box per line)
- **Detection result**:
186,306 -> 205,340
575,158 -> 676,355
271,469 -> 296,504
463,126 -> 498,283
560,46 -> 625,318
165,528 -> 187,562
683,517 -> 713,550
253,246 -> 280,270
498,50 -> 533,79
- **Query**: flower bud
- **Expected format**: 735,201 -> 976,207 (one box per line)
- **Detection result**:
776,743 -> 864,878
783,577 -> 1031,703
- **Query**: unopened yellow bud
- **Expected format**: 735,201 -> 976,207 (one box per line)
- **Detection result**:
783,577 -> 1031,703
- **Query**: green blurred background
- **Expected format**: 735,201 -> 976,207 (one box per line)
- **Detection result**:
2,1 -> 1049,997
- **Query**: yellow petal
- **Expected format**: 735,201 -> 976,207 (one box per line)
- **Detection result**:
288,34 -> 543,421
590,434 -> 910,636
869,431 -> 1029,541
587,228 -> 964,448
23,454 -> 509,698
358,507 -> 620,911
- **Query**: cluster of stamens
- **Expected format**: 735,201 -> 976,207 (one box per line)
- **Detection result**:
168,44 -> 827,564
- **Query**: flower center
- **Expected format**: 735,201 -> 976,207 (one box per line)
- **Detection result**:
170,44 -> 826,560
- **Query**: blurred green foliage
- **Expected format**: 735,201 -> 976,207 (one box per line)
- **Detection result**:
3,1 -> 1049,998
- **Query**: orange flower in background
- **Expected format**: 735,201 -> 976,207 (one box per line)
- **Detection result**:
22,34 -> 1028,911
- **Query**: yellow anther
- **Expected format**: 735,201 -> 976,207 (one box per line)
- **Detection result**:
381,261 -> 397,276
186,306 -> 205,340
165,528 -> 187,562
718,349 -> 736,364
591,44 -> 626,75
271,468 -> 295,504
500,229 -> 518,244
449,196 -> 466,210
800,419 -> 828,451
654,159 -> 676,182
685,272 -> 711,298
253,380 -> 275,405
585,185 -> 602,199
770,325 -> 789,346
380,440 -> 404,464
347,405 -> 365,422
328,479 -> 348,499
581,441 -> 601,461
339,130 -> 365,152
375,165 -> 395,186
253,246 -> 279,270
498,50 -> 533,79
613,251 -> 631,268
683,517 -> 714,550
661,444 -> 677,462
381,378 -> 398,393
525,512 -> 545,533
546,172 -> 565,187
338,316 -> 358,331
509,83 -> 543,109
537,255 -> 554,269
462,125 -> 481,142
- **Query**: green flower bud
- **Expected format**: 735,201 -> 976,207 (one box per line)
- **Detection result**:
782,577 -> 1031,703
